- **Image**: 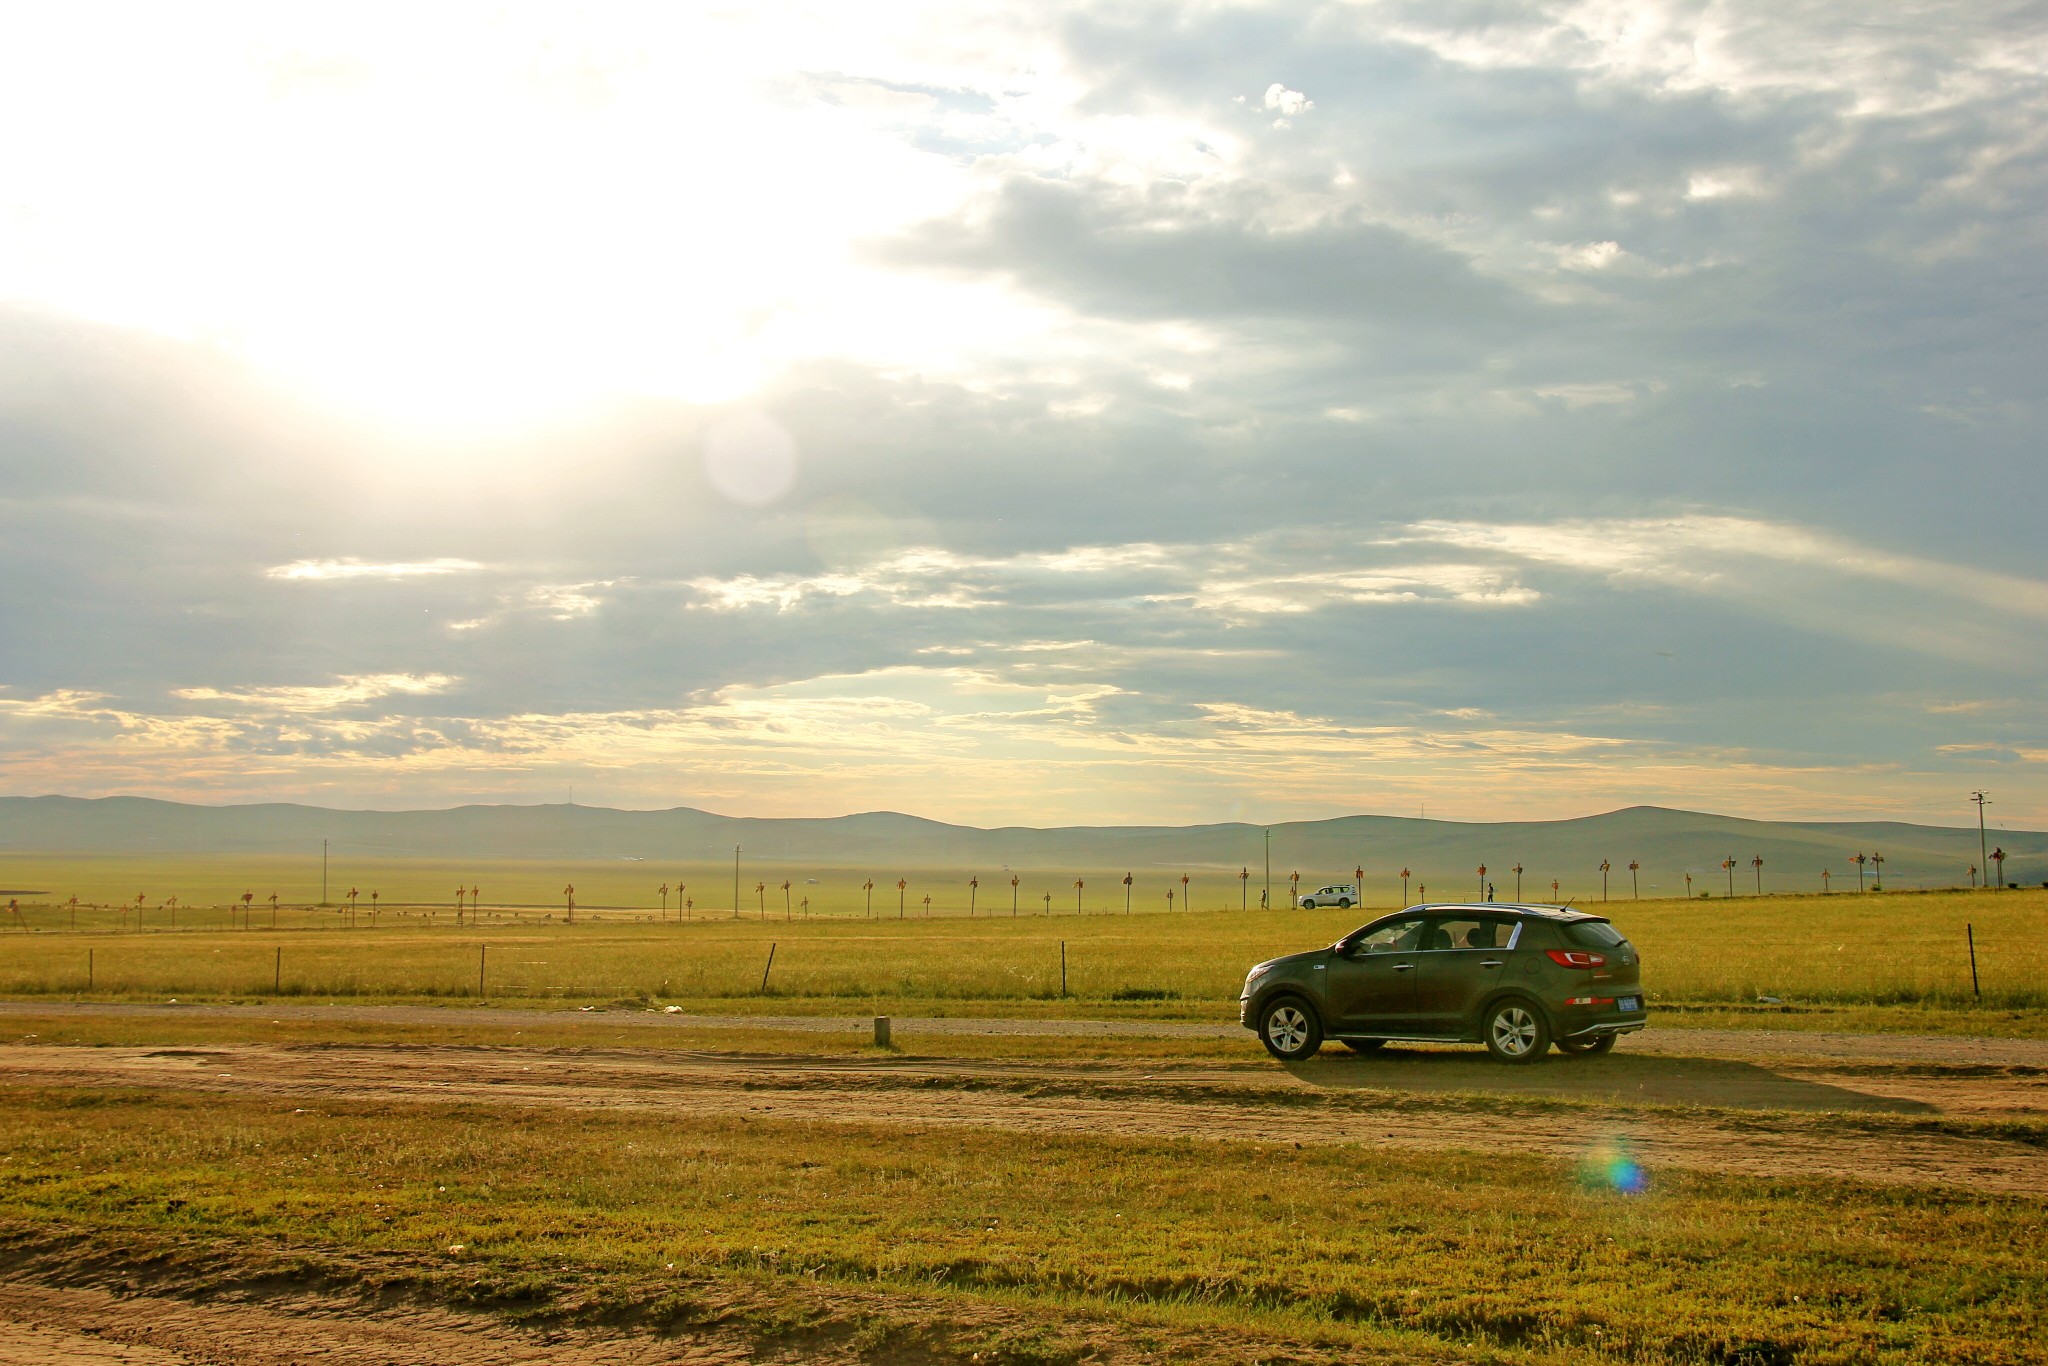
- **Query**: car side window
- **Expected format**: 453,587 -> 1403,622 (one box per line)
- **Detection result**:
1352,918 -> 1425,953
1430,917 -> 1519,951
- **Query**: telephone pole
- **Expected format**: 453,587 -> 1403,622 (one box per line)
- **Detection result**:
1971,791 -> 1990,891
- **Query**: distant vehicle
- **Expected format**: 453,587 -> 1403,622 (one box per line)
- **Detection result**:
1239,903 -> 1646,1064
1295,883 -> 1357,909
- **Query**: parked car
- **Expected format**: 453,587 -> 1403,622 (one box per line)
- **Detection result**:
1296,882 -> 1358,909
1239,903 -> 1645,1063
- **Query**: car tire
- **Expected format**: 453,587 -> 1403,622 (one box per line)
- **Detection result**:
1339,1037 -> 1385,1053
1337,898 -> 1352,909
1259,996 -> 1323,1061
1558,1032 -> 1617,1056
1482,998 -> 1551,1064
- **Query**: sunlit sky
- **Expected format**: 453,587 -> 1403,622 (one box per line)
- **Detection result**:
2,1 -> 2044,829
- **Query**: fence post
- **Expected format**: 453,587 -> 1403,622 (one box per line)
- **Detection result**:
87,948 -> 94,992
1061,940 -> 1067,998
274,946 -> 281,994
761,942 -> 777,993
1967,923 -> 1980,999
478,944 -> 487,999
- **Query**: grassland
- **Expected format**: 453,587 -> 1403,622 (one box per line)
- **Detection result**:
1,1084 -> 2041,1364
0,878 -> 2041,1021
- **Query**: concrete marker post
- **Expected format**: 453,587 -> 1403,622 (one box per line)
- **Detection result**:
873,1015 -> 890,1047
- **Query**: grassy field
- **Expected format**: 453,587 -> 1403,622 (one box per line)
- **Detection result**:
0,853 -> 1302,918
0,880 -> 2040,1017
1,1085 -> 2041,1364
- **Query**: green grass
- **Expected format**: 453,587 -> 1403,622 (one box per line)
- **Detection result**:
0,1085 -> 2042,1364
3,869 -> 2042,1021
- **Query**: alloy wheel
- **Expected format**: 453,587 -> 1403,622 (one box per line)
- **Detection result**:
1491,1006 -> 1538,1057
1266,1005 -> 1310,1053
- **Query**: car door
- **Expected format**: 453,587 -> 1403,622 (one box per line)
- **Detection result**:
1410,915 -> 1518,1036
1323,917 -> 1426,1034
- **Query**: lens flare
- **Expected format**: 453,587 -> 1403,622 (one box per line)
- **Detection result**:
703,410 -> 798,506
1579,1137 -> 1647,1194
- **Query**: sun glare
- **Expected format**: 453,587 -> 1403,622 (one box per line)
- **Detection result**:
0,4 -> 1037,432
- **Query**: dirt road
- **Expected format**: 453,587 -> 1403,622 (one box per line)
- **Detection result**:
3,1033 -> 2042,1193
7,998 -> 2048,1066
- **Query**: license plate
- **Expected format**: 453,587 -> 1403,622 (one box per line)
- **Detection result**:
1618,997 -> 1638,1012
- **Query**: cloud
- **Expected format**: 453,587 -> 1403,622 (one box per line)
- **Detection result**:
266,559 -> 484,581
172,674 -> 459,714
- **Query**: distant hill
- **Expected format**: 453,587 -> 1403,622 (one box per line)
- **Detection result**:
1,796 -> 2041,892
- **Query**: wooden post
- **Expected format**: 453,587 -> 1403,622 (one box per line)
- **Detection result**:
274,946 -> 281,994
478,944 -> 487,999
87,948 -> 94,991
1967,923 -> 1980,998
1060,940 -> 1067,998
761,943 -> 777,993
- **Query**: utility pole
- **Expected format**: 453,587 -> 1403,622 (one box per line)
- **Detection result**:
1972,791 -> 1990,893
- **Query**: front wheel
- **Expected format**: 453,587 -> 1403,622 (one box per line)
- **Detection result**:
1259,997 -> 1323,1061
1558,1032 -> 1617,1056
1483,999 -> 1551,1064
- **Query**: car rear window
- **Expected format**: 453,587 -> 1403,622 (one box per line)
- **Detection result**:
1560,920 -> 1625,949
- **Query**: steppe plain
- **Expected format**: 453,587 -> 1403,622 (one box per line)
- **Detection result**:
0,872 -> 2041,1364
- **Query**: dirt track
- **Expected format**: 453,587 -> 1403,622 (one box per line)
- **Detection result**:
3,1031 -> 2044,1194
0,1278 -> 816,1365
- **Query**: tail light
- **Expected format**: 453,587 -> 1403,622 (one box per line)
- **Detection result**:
1545,949 -> 1606,969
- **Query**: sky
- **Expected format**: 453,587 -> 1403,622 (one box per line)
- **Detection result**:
1,0 -> 2044,829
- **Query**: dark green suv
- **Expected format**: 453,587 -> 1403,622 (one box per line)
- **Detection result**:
1239,903 -> 1646,1063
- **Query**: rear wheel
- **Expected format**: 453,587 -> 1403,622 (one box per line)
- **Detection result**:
1558,1032 -> 1617,1056
1337,898 -> 1352,909
1259,997 -> 1323,1061
1339,1037 -> 1385,1053
1482,999 -> 1550,1064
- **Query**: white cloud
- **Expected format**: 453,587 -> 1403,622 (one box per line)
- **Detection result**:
266,558 -> 483,581
1262,83 -> 1313,116
173,673 -> 458,713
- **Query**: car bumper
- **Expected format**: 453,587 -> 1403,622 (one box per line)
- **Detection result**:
1557,1002 -> 1649,1038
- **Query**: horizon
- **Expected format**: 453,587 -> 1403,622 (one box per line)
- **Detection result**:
1,4 -> 2042,829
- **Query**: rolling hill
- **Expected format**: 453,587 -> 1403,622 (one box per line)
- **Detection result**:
1,795 -> 2041,893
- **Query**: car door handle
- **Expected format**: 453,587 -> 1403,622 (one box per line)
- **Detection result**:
1480,959 -> 1504,968
1392,962 -> 1415,972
